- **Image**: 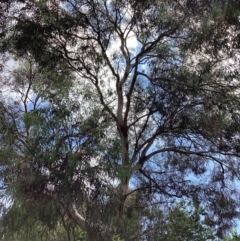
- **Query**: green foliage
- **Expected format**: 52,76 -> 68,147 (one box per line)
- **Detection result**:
224,231 -> 240,241
2,216 -> 88,241
142,203 -> 215,241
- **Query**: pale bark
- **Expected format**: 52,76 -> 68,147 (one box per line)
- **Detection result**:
68,203 -> 87,231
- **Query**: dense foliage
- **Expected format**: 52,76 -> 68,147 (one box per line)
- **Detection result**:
1,0 -> 240,240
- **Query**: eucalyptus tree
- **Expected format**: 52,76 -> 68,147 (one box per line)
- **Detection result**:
1,0 -> 240,239
0,57 -> 120,240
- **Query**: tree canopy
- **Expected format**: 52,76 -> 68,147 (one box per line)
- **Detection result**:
1,0 -> 240,240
